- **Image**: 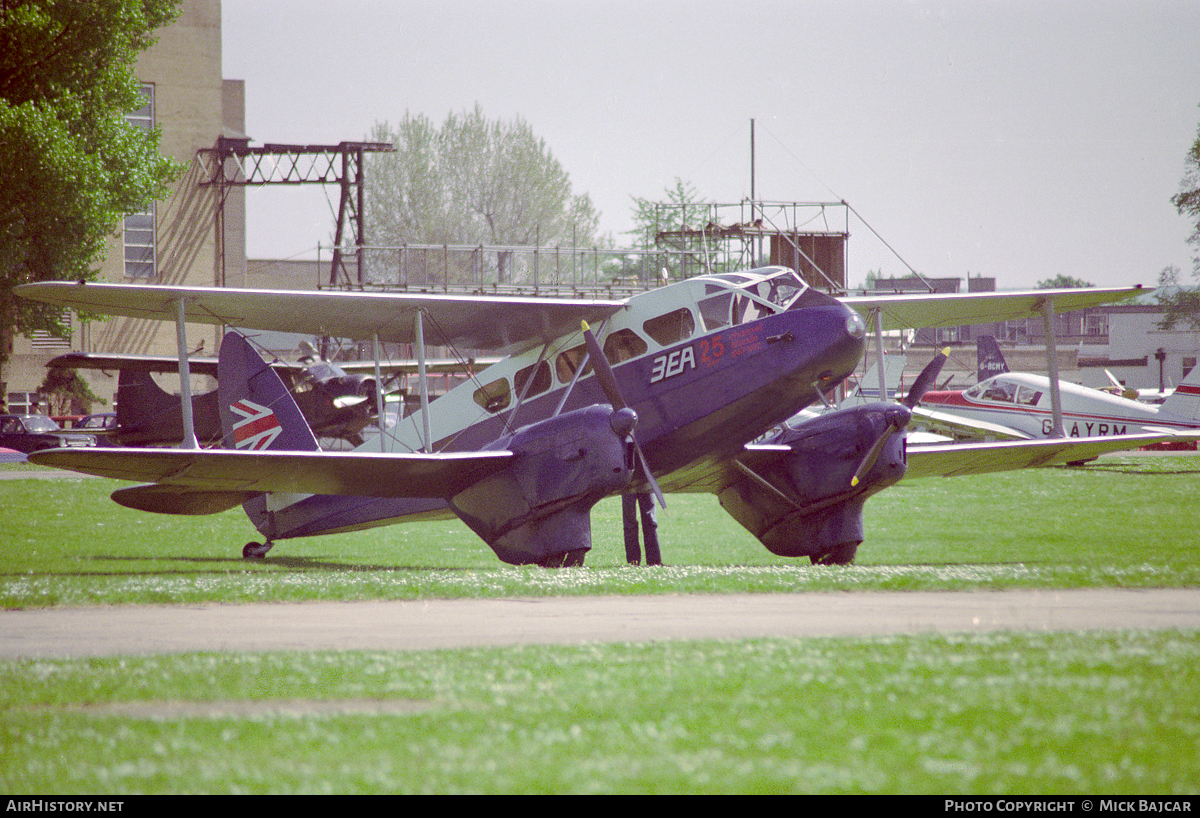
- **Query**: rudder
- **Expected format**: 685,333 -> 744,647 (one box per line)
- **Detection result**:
217,330 -> 320,452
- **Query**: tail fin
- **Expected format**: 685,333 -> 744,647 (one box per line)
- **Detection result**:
976,335 -> 1009,382
116,369 -> 221,446
1158,362 -> 1200,423
217,330 -> 320,452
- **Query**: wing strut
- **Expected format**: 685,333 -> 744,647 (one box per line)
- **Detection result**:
415,310 -> 433,452
372,331 -> 387,452
1038,297 -> 1065,437
173,298 -> 199,450
872,308 -> 888,400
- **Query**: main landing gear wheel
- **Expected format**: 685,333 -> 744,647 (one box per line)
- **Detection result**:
537,549 -> 587,568
810,541 -> 859,566
242,541 -> 274,559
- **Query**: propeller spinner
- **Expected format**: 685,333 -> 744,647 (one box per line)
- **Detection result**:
580,321 -> 667,510
849,348 -> 948,487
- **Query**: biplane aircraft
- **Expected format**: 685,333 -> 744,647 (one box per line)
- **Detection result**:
17,268 -> 1192,567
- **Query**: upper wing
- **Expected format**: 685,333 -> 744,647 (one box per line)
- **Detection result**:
16,281 -> 626,354
904,432 -> 1200,479
28,447 -> 513,498
843,286 -> 1146,331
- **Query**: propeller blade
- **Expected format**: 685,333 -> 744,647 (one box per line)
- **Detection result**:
849,417 -> 901,487
580,322 -> 626,411
902,347 -> 950,408
581,321 -> 666,509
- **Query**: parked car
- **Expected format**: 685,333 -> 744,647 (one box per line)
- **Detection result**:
76,412 -> 119,447
0,414 -> 95,453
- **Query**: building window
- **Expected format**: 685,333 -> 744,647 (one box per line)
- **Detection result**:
28,310 -> 72,350
123,84 -> 156,280
1085,313 -> 1108,336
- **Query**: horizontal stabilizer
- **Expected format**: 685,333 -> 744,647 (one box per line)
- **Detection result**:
111,484 -> 258,515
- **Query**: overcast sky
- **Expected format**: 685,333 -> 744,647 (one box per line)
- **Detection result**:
222,0 -> 1200,291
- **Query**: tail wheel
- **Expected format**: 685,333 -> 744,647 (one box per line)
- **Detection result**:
242,541 -> 273,559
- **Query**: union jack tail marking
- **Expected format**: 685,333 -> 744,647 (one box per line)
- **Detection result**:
230,399 -> 282,450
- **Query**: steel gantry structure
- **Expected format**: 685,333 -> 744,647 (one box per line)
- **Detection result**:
196,137 -> 394,287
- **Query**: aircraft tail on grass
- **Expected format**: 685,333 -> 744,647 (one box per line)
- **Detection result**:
216,330 -> 321,453
116,368 -> 221,446
106,331 -> 321,517
215,331 -> 324,554
1159,362 -> 1200,422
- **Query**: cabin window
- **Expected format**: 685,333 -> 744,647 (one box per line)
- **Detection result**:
603,328 -> 648,363
643,308 -> 695,346
699,293 -> 732,329
473,378 -> 511,413
1015,386 -> 1041,406
514,360 -> 552,398
732,295 -> 776,324
555,344 -> 590,383
980,380 -> 1017,403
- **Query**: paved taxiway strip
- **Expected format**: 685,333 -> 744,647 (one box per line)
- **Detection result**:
2,588 -> 1198,659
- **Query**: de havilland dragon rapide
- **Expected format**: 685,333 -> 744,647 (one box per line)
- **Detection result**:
17,267 -> 1189,566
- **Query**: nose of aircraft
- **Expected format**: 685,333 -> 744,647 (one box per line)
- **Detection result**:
788,288 -> 867,384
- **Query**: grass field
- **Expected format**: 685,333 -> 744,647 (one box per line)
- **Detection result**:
2,454 -> 1198,793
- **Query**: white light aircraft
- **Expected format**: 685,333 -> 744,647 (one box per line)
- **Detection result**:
921,338 -> 1200,440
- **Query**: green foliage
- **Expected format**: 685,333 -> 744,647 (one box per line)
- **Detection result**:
626,178 -> 709,248
1035,274 -> 1094,289
0,0 -> 181,369
36,367 -> 104,415
366,105 -> 601,282
1155,264 -> 1200,330
1172,106 -> 1200,276
1157,108 -> 1200,330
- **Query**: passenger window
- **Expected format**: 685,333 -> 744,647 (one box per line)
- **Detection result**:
472,378 -> 511,413
643,308 -> 695,346
699,294 -> 732,329
555,344 -> 590,383
1016,387 -> 1041,406
514,360 -> 552,398
602,329 -> 648,363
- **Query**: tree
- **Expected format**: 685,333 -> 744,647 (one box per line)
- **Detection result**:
627,178 -> 718,278
37,367 -> 104,416
1173,109 -> 1200,278
627,178 -> 710,247
0,0 -> 181,385
1155,264 -> 1200,331
365,104 -> 601,283
1157,109 -> 1200,330
1037,274 -> 1095,289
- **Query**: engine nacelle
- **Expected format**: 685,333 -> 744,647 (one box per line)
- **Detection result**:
449,404 -> 637,566
718,404 -> 909,564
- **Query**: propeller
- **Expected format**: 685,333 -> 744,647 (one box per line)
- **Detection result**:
849,348 -> 948,487
902,347 -> 949,408
1105,369 -> 1139,401
580,321 -> 667,510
